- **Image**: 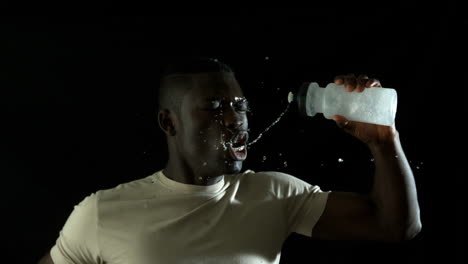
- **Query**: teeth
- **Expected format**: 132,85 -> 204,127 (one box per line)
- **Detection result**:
233,145 -> 245,151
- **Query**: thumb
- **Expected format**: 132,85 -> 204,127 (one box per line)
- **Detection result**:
332,115 -> 364,138
332,115 -> 350,129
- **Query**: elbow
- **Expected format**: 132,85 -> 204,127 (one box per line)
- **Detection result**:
386,221 -> 422,242
403,221 -> 422,240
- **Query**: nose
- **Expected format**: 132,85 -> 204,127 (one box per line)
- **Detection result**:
223,112 -> 243,130
222,109 -> 246,131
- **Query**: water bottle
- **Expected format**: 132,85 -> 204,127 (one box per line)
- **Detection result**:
288,82 -> 398,126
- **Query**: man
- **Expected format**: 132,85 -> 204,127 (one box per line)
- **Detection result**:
38,57 -> 421,264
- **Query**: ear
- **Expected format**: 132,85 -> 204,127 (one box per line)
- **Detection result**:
158,109 -> 177,136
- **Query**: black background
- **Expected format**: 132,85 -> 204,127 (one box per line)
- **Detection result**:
1,8 -> 464,264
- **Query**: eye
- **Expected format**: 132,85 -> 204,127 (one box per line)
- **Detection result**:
208,100 -> 221,110
234,99 -> 251,113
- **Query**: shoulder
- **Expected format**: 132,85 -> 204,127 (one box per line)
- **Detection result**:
241,170 -> 319,187
237,170 -> 325,197
239,169 -> 295,181
96,172 -> 157,202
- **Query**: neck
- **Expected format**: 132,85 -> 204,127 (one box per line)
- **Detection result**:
163,157 -> 223,186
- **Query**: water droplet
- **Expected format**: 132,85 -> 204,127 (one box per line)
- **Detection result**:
248,103 -> 290,146
283,161 -> 288,167
320,163 -> 324,167
200,131 -> 204,134
198,177 -> 203,180
370,158 -> 374,162
416,166 -> 420,170
278,153 -> 282,156
338,158 -> 344,163
265,56 -> 269,60
263,156 -> 267,161
395,155 -> 399,159
203,139 -> 207,143
420,161 -> 424,165
203,162 -> 207,166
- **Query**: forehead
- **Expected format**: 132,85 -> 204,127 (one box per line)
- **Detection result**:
188,72 -> 243,99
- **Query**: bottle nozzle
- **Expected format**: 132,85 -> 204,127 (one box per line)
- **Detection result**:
288,92 -> 294,103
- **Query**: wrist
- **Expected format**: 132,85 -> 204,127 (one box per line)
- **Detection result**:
367,130 -> 400,154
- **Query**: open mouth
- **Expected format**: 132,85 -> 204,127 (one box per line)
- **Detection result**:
227,131 -> 248,161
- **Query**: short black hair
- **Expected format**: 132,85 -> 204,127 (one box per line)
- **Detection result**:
157,57 -> 235,113
161,56 -> 234,77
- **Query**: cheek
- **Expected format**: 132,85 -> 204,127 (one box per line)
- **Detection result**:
184,111 -> 228,156
189,120 -> 223,151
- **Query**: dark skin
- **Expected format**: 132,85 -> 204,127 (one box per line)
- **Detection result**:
159,72 -> 249,185
38,73 -> 421,263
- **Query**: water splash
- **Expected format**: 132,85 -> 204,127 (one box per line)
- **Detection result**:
219,136 -> 230,151
248,103 -> 291,146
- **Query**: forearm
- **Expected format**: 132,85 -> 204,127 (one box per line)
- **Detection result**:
368,132 -> 421,240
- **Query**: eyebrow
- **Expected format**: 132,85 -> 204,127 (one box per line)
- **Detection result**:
203,96 -> 248,102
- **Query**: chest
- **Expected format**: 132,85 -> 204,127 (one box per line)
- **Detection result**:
101,194 -> 287,263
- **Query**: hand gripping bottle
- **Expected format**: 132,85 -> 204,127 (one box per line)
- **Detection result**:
288,82 -> 397,126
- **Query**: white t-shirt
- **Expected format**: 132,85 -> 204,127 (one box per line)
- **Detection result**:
50,169 -> 330,264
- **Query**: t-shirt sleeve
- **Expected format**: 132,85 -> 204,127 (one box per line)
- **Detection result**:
262,171 -> 330,237
50,192 -> 103,264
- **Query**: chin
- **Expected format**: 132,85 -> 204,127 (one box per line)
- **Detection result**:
223,160 -> 243,175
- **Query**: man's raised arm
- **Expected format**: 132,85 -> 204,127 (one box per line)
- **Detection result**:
310,75 -> 421,242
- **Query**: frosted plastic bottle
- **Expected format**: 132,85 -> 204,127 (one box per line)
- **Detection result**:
288,82 -> 398,126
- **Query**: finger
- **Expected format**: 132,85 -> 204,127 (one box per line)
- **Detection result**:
365,78 -> 382,88
334,75 -> 345,85
356,74 -> 369,92
344,74 -> 356,92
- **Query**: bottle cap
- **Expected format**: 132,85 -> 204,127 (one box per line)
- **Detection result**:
288,92 -> 294,103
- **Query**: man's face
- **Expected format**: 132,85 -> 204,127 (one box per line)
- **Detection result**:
177,72 -> 249,176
